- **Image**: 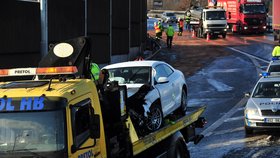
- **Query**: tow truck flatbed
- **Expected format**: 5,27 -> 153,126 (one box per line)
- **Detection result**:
132,106 -> 206,156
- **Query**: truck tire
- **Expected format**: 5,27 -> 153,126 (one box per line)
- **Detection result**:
174,139 -> 190,158
167,132 -> 190,158
197,28 -> 202,38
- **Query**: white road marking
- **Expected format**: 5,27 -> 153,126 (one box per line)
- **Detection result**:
201,97 -> 247,137
224,116 -> 244,122
228,47 -> 269,64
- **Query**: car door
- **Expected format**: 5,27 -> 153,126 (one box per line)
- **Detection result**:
154,64 -> 176,116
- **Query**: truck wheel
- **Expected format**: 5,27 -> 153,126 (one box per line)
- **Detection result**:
245,126 -> 253,135
146,104 -> 164,132
197,28 -> 202,38
167,137 -> 190,158
174,140 -> 190,158
203,33 -> 207,39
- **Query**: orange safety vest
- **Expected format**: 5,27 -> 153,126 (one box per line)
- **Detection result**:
154,24 -> 161,33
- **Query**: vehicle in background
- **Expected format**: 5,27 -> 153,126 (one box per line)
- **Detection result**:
244,73 -> 280,135
103,60 -> 188,132
273,0 -> 280,41
161,11 -> 177,23
210,0 -> 267,34
266,15 -> 272,33
266,58 -> 280,75
190,6 -> 227,39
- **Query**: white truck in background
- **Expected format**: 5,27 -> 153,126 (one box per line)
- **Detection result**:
189,6 -> 228,39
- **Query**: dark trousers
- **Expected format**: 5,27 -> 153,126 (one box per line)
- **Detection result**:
166,36 -> 173,48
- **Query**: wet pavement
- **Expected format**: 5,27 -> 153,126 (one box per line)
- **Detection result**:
147,18 -> 280,158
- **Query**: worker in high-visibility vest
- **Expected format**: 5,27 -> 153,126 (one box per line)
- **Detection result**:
177,18 -> 184,36
166,23 -> 175,49
90,62 -> 100,81
158,20 -> 164,39
154,21 -> 161,40
272,40 -> 280,57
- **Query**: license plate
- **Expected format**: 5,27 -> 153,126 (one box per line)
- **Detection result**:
214,31 -> 220,33
253,26 -> 258,29
264,118 -> 280,123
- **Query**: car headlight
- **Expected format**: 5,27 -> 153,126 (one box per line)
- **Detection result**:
245,109 -> 259,117
263,26 -> 266,29
244,26 -> 248,30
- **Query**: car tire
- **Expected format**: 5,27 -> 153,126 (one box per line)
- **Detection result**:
175,89 -> 188,116
222,33 -> 226,39
146,103 -> 164,132
245,126 -> 253,135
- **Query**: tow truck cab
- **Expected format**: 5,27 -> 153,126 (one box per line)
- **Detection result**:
0,67 -> 107,158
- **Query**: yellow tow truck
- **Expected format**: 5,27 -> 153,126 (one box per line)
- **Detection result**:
0,37 -> 206,158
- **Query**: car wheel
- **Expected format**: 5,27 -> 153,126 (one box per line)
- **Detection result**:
174,89 -> 187,116
222,33 -> 226,39
146,104 -> 164,132
180,89 -> 188,114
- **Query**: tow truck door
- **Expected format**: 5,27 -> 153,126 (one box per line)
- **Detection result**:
68,95 -> 103,158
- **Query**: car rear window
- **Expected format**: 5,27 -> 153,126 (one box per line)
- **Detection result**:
166,13 -> 175,16
0,81 -> 49,89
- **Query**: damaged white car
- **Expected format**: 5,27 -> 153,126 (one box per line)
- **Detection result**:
103,60 -> 188,133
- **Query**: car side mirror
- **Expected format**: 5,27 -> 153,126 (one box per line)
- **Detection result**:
228,12 -> 231,19
157,77 -> 169,84
245,92 -> 251,97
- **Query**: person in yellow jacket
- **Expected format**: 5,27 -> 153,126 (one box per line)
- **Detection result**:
272,41 -> 280,57
166,23 -> 175,49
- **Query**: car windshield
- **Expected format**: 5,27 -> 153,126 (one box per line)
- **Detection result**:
107,67 -> 151,84
0,110 -> 65,153
206,11 -> 226,20
268,65 -> 280,73
166,13 -> 175,16
242,4 -> 266,14
253,82 -> 280,98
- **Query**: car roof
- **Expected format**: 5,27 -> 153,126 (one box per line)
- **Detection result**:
102,60 -> 166,69
258,76 -> 280,82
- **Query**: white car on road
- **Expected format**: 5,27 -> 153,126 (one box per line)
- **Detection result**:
161,12 -> 177,23
244,73 -> 280,134
103,60 -> 188,132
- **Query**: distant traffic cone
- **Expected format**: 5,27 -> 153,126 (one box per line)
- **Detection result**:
191,30 -> 195,38
206,33 -> 210,41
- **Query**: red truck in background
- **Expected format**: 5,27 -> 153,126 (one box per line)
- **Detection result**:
273,0 -> 280,41
209,0 -> 267,34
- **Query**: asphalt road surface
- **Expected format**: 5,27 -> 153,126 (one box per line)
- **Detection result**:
147,17 -> 280,158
